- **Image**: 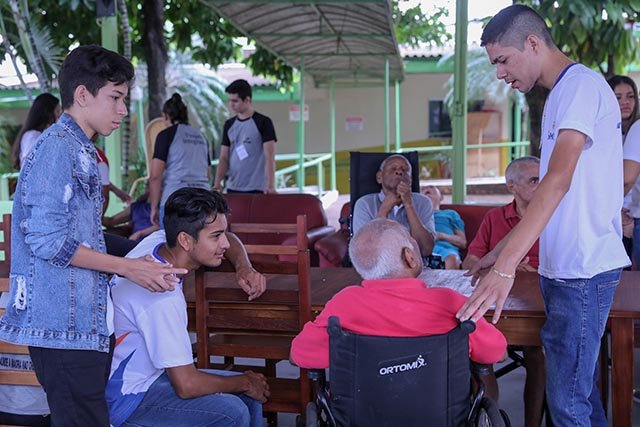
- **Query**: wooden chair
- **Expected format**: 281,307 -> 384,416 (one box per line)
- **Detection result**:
0,213 -> 40,388
194,214 -> 312,424
128,117 -> 167,197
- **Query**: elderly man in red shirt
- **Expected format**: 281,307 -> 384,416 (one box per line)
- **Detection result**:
462,156 -> 545,427
290,218 -> 507,371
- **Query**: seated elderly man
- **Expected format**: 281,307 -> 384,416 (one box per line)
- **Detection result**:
423,185 -> 467,269
106,188 -> 269,427
290,218 -> 506,369
462,156 -> 545,427
352,154 -> 436,259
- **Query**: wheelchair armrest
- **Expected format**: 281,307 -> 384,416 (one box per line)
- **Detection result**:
307,369 -> 326,382
471,362 -> 491,378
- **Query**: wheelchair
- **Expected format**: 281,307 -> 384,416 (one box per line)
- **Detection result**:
305,317 -> 510,427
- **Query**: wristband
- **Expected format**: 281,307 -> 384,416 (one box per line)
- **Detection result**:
490,267 -> 515,280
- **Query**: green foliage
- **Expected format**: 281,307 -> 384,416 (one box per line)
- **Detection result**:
0,118 -> 20,174
392,0 -> 451,47
521,0 -> 640,76
439,48 -> 526,113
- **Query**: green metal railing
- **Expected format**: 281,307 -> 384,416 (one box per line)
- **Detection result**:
399,140 -> 530,157
211,152 -> 333,196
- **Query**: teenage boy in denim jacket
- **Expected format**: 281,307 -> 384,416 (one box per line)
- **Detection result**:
0,45 -> 187,427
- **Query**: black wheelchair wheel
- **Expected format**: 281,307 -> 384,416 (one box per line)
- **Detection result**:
474,397 -> 506,427
305,402 -> 318,427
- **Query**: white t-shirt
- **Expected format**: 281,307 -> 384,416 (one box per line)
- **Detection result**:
622,120 -> 640,218
538,63 -> 630,278
19,130 -> 41,167
106,231 -> 192,427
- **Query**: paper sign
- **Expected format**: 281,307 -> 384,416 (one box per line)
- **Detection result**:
235,143 -> 249,161
345,115 -> 364,132
289,104 -> 309,122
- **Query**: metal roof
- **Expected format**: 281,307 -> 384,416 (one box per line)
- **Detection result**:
201,0 -> 404,86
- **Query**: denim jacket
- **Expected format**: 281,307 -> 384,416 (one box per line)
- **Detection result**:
0,113 -> 110,352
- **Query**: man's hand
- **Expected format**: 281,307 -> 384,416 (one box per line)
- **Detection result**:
396,180 -> 413,206
464,250 -> 499,286
516,257 -> 537,272
243,371 -> 270,403
124,256 -> 188,292
265,187 -> 278,195
457,267 -> 514,324
378,192 -> 400,217
235,266 -> 266,301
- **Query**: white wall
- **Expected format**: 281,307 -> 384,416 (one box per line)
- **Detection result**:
253,73 -> 455,155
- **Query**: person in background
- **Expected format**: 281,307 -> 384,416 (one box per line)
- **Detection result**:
462,156 -> 546,427
149,93 -> 211,227
608,75 -> 640,269
103,182 -> 159,242
12,93 -> 61,169
352,154 -> 436,259
95,145 -> 132,217
214,79 -> 277,194
422,185 -> 466,269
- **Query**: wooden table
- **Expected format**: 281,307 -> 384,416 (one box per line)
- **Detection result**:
185,268 -> 640,427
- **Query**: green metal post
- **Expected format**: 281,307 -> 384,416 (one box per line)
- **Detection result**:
452,0 -> 468,203
329,78 -> 336,191
297,58 -> 305,191
384,57 -> 390,152
100,14 -> 122,191
513,101 -> 523,158
136,97 -> 146,166
395,79 -> 401,152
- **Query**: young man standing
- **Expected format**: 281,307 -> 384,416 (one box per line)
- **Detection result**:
457,5 -> 629,426
107,188 -> 269,426
0,45 -> 186,426
214,79 -> 277,194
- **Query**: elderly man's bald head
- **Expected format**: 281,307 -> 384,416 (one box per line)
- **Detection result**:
349,218 -> 422,280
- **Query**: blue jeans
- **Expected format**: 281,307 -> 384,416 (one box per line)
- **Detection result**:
633,218 -> 640,268
122,370 -> 263,427
540,268 -> 621,427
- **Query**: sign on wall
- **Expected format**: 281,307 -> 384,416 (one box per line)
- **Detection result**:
289,105 -> 309,122
345,115 -> 364,132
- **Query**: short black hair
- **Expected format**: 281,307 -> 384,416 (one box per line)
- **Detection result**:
163,188 -> 229,247
481,4 -> 554,50
225,79 -> 252,101
162,93 -> 189,124
58,45 -> 134,110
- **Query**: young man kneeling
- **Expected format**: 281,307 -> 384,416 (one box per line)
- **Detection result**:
106,188 -> 269,427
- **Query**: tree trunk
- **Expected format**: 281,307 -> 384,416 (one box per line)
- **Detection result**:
524,85 -> 549,158
142,0 -> 167,120
118,0 -> 132,178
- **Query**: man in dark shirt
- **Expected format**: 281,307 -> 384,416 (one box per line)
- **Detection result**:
214,79 -> 277,194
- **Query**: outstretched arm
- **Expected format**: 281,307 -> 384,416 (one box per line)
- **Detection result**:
458,129 -> 585,323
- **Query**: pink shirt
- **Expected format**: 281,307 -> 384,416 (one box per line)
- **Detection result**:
290,278 -> 507,368
467,201 -> 540,269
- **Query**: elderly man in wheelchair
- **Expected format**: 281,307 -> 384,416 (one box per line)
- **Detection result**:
290,219 -> 510,426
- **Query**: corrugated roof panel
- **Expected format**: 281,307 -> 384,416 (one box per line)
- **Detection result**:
202,0 -> 404,86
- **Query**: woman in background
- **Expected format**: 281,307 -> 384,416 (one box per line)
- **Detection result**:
12,93 -> 61,169
608,75 -> 640,269
148,93 -> 210,227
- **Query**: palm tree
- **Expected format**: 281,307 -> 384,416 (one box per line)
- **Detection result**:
133,52 -> 229,176
439,47 -> 526,115
6,0 -> 62,92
